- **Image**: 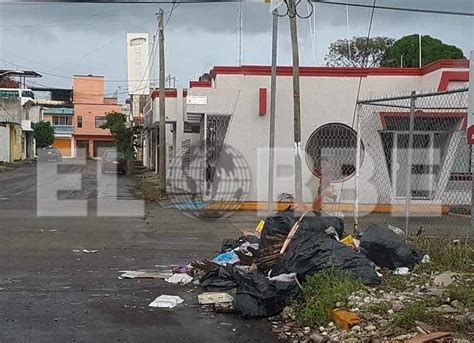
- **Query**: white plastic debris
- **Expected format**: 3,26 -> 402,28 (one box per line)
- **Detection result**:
421,254 -> 430,264
149,295 -> 184,308
165,273 -> 193,285
388,224 -> 404,237
268,273 -> 297,282
393,267 -> 410,275
82,249 -> 98,253
118,271 -> 173,280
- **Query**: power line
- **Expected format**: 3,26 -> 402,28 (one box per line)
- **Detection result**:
164,1 -> 182,28
314,1 -> 474,17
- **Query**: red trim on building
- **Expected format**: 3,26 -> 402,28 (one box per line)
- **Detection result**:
379,111 -> 467,130
151,89 -> 188,100
190,80 -> 212,88
209,59 -> 469,79
258,88 -> 267,115
437,71 -> 469,91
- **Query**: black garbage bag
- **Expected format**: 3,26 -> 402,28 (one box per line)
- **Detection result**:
200,266 -> 237,290
271,229 -> 380,286
359,225 -> 424,270
233,272 -> 300,318
260,210 -> 297,248
260,210 -> 344,248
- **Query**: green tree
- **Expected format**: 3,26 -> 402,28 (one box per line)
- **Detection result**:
381,34 -> 465,67
325,36 -> 396,67
33,121 -> 54,148
100,111 -> 134,174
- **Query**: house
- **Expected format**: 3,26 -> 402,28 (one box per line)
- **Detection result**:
0,70 -> 43,162
141,59 -> 470,211
34,87 -> 74,158
72,75 -> 121,158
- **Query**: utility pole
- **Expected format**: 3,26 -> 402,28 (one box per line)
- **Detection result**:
267,9 -> 278,215
158,8 -> 166,192
288,0 -> 303,201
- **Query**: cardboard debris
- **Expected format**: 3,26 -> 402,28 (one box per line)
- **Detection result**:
198,292 -> 234,305
149,295 -> 184,308
119,271 -> 173,280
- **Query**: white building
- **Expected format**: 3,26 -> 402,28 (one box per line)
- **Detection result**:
142,59 -> 470,210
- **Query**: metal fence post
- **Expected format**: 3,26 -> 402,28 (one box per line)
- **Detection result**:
405,91 -> 416,236
354,104 -> 362,233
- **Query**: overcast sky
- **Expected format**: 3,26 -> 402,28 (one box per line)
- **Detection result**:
0,0 -> 473,102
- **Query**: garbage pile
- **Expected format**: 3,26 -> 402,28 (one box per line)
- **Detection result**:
183,208 -> 426,319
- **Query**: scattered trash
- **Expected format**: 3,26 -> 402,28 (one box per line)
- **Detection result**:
118,271 -> 173,280
393,267 -> 410,275
172,265 -> 190,274
200,266 -> 237,290
40,228 -> 58,232
421,254 -> 430,264
331,309 -> 360,330
255,220 -> 265,234
148,295 -> 184,309
198,292 -> 234,305
268,273 -> 297,283
387,224 -> 404,237
82,249 -> 98,254
212,251 -> 240,266
165,273 -> 193,285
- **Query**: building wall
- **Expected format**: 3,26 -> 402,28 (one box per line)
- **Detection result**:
73,75 -> 121,158
9,124 -> 22,161
0,125 -> 10,162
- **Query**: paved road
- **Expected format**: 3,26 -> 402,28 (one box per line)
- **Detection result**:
0,161 -> 276,343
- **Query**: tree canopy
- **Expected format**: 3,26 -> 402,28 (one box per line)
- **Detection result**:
100,111 -> 134,160
381,34 -> 465,67
325,36 -> 395,67
33,121 -> 54,148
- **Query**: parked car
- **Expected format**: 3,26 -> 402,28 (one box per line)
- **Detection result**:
101,150 -> 126,174
37,147 -> 62,162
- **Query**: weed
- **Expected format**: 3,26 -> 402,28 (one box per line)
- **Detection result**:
392,301 -> 438,329
295,269 -> 364,328
410,236 -> 473,273
447,281 -> 474,311
139,178 -> 167,202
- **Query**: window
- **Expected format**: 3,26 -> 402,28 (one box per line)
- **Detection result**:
305,123 -> 362,182
95,116 -> 107,128
77,115 -> 82,128
53,116 -> 72,125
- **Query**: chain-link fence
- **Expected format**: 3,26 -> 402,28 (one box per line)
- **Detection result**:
354,88 -> 472,235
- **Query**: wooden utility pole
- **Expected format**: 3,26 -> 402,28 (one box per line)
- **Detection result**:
288,0 -> 303,200
158,8 -> 166,192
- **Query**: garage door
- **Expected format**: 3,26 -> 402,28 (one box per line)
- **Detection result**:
93,140 -> 115,158
53,138 -> 71,157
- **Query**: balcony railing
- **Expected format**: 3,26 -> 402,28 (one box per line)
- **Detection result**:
53,124 -> 73,134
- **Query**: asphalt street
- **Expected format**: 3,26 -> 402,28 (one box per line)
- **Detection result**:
0,161 -> 277,343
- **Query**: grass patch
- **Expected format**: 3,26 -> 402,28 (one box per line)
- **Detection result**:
447,281 -> 474,311
392,301 -> 442,329
138,178 -> 167,202
410,236 -> 473,273
295,269 -> 364,328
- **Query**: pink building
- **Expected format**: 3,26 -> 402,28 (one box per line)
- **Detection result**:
73,75 -> 121,158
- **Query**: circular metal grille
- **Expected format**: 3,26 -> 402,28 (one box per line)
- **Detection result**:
305,123 -> 362,182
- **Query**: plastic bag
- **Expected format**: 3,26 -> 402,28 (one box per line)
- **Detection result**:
233,272 -> 300,318
359,225 -> 424,270
271,229 -> 380,286
199,266 -> 238,290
